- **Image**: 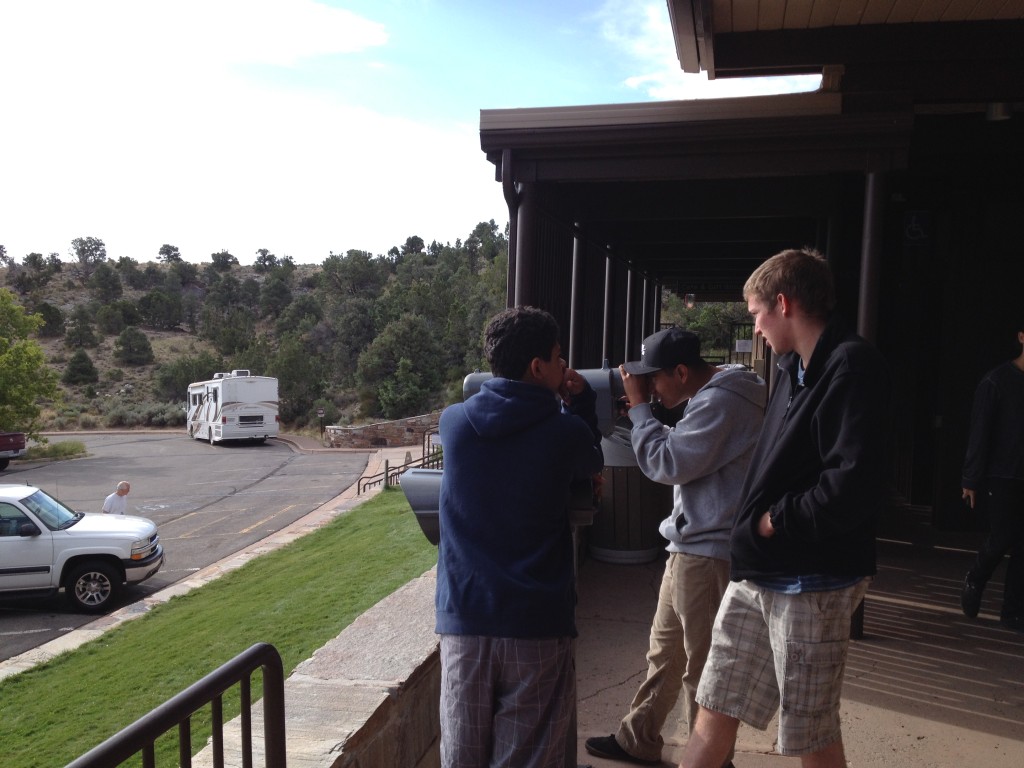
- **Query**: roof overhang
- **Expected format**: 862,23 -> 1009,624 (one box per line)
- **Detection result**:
481,91 -> 841,133
670,0 -> 1024,107
477,2 -> 1022,300
480,91 -> 913,299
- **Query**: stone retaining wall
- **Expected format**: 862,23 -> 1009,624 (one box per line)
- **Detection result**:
325,413 -> 440,450
194,569 -> 441,768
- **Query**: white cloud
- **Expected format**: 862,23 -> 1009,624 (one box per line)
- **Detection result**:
594,0 -> 671,61
0,1 -> 822,266
0,1 -> 502,263
1,1 -> 386,72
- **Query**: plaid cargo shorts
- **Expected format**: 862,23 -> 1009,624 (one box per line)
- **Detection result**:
696,578 -> 869,755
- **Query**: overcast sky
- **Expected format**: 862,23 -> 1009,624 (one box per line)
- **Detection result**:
0,1 -> 817,265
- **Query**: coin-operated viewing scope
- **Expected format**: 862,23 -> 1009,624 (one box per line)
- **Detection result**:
461,365 -> 627,438
402,365 -> 630,545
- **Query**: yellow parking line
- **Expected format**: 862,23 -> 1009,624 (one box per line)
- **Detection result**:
240,505 -> 295,534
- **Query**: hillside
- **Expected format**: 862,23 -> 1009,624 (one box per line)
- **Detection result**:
22,262 -> 320,431
2,228 -> 511,433
38,327 -> 219,431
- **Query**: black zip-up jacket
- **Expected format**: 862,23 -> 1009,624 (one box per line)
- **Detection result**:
961,361 -> 1024,488
730,318 -> 890,581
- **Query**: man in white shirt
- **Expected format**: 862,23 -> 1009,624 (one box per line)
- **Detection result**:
102,481 -> 131,515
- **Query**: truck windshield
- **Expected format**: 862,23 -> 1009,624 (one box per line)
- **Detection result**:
20,490 -> 77,530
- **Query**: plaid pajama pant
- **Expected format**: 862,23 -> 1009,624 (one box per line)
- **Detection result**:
439,634 -> 574,768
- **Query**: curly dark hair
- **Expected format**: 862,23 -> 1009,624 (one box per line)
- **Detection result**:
484,306 -> 560,380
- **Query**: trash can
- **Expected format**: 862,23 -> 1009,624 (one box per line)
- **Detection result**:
588,426 -> 670,564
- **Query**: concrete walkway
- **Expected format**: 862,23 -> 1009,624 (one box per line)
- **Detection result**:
574,510 -> 1024,767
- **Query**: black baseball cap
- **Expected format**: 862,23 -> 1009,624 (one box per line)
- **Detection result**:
622,328 -> 702,375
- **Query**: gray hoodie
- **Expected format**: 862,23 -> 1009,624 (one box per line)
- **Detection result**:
627,364 -> 765,561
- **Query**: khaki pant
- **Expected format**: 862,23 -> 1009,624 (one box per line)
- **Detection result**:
616,552 -> 730,762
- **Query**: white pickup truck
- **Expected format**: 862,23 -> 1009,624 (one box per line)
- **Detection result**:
0,484 -> 164,612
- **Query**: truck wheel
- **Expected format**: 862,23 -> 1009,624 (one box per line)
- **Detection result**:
0,458 -> 9,471
66,561 -> 121,613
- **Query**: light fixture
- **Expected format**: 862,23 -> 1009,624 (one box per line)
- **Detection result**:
684,293 -> 696,309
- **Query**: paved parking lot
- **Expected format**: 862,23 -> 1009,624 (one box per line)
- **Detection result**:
0,432 -> 371,661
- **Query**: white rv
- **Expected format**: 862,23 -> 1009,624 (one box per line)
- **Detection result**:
186,370 -> 279,444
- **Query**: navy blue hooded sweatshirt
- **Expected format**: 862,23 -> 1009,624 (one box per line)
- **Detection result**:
436,377 -> 603,638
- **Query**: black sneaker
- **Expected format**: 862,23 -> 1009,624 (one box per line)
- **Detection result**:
961,576 -> 982,618
583,735 -> 660,765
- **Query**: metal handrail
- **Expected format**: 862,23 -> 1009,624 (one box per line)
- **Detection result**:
66,642 -> 286,768
421,428 -> 438,457
357,449 -> 443,495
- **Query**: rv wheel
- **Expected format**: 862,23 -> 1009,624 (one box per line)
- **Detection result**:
209,429 -> 215,446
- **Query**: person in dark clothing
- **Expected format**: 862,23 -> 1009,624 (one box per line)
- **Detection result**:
960,316 -> 1024,632
436,306 -> 604,768
680,249 -> 890,768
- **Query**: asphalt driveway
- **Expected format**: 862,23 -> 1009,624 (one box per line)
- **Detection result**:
0,431 -> 370,661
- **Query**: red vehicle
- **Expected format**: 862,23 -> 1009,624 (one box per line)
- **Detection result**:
0,431 -> 27,471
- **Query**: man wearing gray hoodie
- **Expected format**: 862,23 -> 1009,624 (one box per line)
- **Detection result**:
586,327 -> 765,766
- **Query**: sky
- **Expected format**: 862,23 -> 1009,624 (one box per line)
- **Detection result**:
0,0 -> 818,266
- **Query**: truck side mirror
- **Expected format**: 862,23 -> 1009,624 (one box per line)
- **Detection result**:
19,522 -> 41,537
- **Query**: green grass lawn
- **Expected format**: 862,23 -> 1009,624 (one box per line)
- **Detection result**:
0,487 -> 438,767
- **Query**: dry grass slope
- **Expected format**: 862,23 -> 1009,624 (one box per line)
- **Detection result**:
3,261 -> 317,431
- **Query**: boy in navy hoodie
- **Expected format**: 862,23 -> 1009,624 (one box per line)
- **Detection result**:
436,306 -> 603,768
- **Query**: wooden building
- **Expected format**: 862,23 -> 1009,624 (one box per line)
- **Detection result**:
479,1 -> 1024,527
